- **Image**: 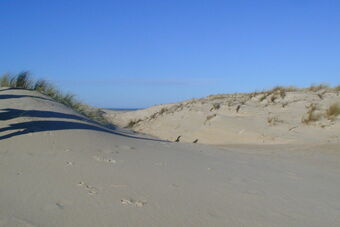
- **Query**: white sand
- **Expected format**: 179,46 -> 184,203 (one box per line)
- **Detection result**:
1,88 -> 340,227
104,89 -> 340,144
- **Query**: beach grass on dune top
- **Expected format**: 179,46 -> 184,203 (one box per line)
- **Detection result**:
0,72 -> 109,125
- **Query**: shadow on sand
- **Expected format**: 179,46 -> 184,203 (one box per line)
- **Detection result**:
0,109 -> 167,142
0,94 -> 53,102
0,108 -> 89,122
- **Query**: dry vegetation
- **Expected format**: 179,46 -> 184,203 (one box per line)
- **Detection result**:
301,102 -> 340,124
267,116 -> 284,126
126,119 -> 142,128
205,114 -> 217,123
302,103 -> 322,124
326,102 -> 340,120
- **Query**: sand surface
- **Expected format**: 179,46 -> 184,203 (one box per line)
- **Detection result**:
1,88 -> 340,227
104,89 -> 340,144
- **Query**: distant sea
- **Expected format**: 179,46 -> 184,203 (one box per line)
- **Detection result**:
105,108 -> 142,111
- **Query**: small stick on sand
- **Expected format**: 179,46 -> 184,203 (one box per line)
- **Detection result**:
175,136 -> 181,142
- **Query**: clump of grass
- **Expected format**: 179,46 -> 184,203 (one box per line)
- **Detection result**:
302,103 -> 322,124
259,93 -> 268,102
308,84 -> 329,92
0,72 -> 109,125
270,95 -> 278,103
0,72 -> 34,89
267,116 -> 283,126
0,73 -> 11,87
159,107 -> 168,115
334,85 -> 340,92
206,114 -> 216,122
326,102 -> 340,121
15,71 -> 33,89
126,119 -> 141,128
248,91 -> 259,99
34,79 -> 50,92
269,86 -> 286,98
210,103 -> 221,111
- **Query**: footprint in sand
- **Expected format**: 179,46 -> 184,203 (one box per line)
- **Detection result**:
285,171 -> 301,180
77,181 -> 98,195
171,183 -> 179,188
93,155 -> 116,164
43,200 -> 72,211
66,161 -> 73,166
97,149 -> 118,154
55,202 -> 65,210
119,145 -> 136,151
121,198 -> 147,207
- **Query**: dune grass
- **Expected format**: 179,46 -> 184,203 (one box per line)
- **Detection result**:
326,103 -> 340,120
126,119 -> 142,128
0,72 -> 109,125
301,103 -> 322,124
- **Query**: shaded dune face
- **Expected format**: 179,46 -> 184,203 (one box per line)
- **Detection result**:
0,120 -> 166,142
0,90 -> 167,143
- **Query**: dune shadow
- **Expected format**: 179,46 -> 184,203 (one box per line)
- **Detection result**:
0,108 -> 89,122
0,94 -> 53,102
0,120 -> 167,142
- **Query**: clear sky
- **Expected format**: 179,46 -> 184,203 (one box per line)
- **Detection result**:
1,0 -> 339,108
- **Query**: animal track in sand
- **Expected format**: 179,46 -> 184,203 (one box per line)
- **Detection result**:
93,155 -> 116,164
121,198 -> 147,207
77,181 -> 98,195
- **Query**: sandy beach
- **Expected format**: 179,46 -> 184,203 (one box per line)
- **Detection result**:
1,88 -> 340,227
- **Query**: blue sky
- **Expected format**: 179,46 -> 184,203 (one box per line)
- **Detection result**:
1,0 -> 339,108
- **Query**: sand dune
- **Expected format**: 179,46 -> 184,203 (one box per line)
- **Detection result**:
104,88 -> 340,145
1,88 -> 340,227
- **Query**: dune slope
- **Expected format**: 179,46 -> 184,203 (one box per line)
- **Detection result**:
104,89 -> 340,144
1,88 -> 340,227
